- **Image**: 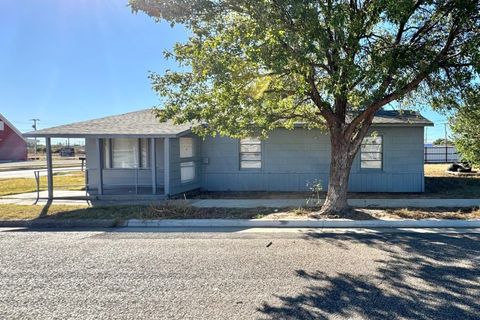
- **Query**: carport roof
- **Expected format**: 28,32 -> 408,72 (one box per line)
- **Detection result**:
23,109 -> 193,138
23,108 -> 432,138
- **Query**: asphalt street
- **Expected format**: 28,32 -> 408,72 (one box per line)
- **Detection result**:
0,229 -> 478,319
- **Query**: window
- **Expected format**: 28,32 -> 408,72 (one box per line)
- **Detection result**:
361,136 -> 382,169
103,138 -> 150,169
0,121 -> 4,131
240,137 -> 262,169
180,137 -> 194,158
180,161 -> 195,182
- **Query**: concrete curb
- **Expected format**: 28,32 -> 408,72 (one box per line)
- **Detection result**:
2,218 -> 479,229
125,218 -> 480,228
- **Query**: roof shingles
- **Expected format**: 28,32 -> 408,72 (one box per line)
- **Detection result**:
24,109 -> 432,138
24,109 -> 192,138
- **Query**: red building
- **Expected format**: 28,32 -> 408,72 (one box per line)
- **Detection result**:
0,114 -> 27,161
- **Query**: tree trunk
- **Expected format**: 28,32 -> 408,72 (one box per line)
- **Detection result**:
319,134 -> 357,215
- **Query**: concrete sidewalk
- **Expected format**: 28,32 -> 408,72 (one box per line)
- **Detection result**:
1,192 -> 480,208
0,191 -> 90,206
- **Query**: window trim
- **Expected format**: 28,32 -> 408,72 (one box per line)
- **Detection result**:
360,135 -> 383,171
180,161 -> 196,183
239,137 -> 262,171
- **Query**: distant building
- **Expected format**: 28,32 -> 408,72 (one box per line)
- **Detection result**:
0,114 -> 27,161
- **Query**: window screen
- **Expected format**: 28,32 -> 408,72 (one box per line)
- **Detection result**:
180,137 -> 194,158
180,161 -> 195,182
240,137 -> 262,169
361,136 -> 382,169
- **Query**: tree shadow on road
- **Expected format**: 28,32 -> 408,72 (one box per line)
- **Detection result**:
258,232 -> 480,320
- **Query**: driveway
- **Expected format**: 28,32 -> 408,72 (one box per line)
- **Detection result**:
0,229 -> 478,319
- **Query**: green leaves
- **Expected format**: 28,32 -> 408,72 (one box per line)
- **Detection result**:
131,0 -> 480,139
452,90 -> 480,166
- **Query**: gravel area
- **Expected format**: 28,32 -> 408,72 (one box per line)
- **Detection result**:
0,230 -> 479,319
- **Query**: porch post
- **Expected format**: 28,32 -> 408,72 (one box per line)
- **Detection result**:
164,137 -> 170,196
45,137 -> 53,200
96,138 -> 103,195
151,138 -> 157,194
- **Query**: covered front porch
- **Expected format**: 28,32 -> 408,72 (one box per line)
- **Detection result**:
23,109 -> 201,201
84,137 -> 172,198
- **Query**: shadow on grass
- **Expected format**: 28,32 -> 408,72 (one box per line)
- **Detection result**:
258,232 -> 480,319
31,203 -> 379,221
425,176 -> 480,198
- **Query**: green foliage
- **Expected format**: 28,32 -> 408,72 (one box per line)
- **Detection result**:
131,0 -> 480,140
452,92 -> 480,166
306,178 -> 324,206
432,138 -> 453,146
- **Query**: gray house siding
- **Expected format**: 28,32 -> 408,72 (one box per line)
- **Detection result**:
200,129 -> 330,191
349,126 -> 425,192
201,126 -> 425,193
85,126 -> 425,195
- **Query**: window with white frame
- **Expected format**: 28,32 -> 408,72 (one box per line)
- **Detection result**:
179,137 -> 195,183
240,137 -> 262,169
103,138 -> 150,169
0,121 -> 4,131
361,136 -> 383,169
180,137 -> 194,158
180,161 -> 195,182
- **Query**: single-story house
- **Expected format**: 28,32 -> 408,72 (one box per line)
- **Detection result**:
24,109 -> 433,199
0,113 -> 28,162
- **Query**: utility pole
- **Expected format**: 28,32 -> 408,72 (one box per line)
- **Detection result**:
30,119 -> 40,159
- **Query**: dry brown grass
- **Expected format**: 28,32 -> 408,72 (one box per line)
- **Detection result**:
1,202 -> 479,221
424,164 -> 452,177
384,207 -> 480,220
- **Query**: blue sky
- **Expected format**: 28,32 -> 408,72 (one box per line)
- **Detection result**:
1,0 -> 449,143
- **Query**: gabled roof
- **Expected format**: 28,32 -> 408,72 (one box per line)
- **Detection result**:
23,109 -> 192,138
0,113 -> 27,142
23,108 -> 432,138
368,110 -> 433,126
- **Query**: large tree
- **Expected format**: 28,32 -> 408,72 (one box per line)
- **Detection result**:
130,0 -> 480,214
452,90 -> 480,167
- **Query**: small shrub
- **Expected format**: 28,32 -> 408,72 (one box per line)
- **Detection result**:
306,179 -> 323,206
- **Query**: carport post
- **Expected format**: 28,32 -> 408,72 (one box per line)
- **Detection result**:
45,137 -> 53,200
151,138 -> 157,194
96,138 -> 103,195
164,137 -> 170,197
